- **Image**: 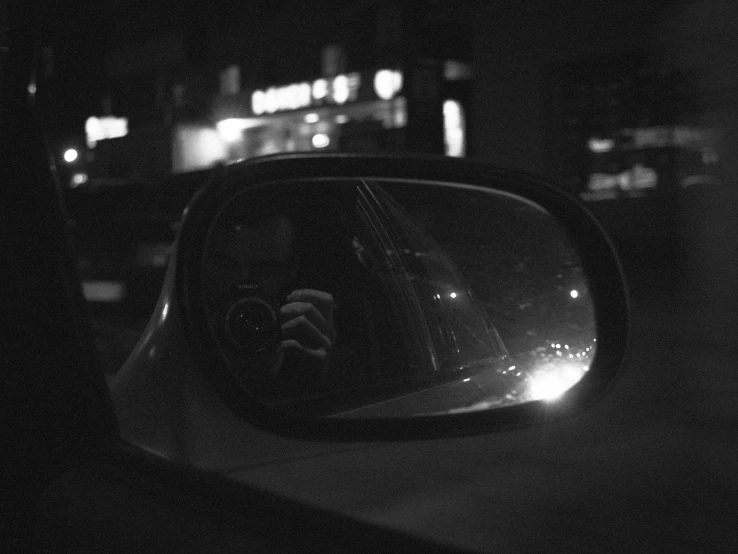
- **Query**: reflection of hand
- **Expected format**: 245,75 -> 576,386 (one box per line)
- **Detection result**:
279,289 -> 336,375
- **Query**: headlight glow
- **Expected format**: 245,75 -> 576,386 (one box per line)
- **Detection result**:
527,361 -> 588,401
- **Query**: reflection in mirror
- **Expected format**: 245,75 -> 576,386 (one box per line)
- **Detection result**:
201,179 -> 595,418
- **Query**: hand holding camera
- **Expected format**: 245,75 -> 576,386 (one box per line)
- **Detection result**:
280,288 -> 336,375
222,284 -> 336,378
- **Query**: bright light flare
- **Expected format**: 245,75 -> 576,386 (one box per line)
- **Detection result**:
373,69 -> 403,100
312,133 -> 330,148
64,149 -> 79,163
216,118 -> 246,142
527,362 -> 587,402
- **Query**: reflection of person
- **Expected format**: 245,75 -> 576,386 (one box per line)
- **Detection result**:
203,199 -> 339,397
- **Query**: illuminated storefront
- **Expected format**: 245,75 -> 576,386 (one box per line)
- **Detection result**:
173,64 -> 469,172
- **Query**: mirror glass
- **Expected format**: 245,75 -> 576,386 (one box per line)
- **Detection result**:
201,179 -> 595,417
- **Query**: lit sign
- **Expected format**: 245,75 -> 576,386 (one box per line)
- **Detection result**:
251,73 -> 362,115
85,116 -> 128,148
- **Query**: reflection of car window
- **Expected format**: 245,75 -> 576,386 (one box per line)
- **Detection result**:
353,181 -> 507,378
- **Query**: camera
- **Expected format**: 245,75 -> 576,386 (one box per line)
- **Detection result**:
220,282 -> 285,354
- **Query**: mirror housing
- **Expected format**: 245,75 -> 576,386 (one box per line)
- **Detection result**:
118,153 -> 628,442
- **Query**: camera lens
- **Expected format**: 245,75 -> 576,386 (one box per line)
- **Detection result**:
224,297 -> 279,352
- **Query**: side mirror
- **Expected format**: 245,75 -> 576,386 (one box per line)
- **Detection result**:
121,154 -> 628,441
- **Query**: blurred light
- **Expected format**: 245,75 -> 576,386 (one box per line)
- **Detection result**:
253,83 -> 312,115
28,82 -> 37,96
70,172 -> 88,187
297,83 -> 312,108
588,137 -> 615,153
556,344 -> 561,349
701,147 -> 719,165
251,90 -> 266,115
564,345 -> 569,349
394,98 -> 407,127
374,69 -> 403,100
527,362 -> 586,401
216,118 -> 246,142
443,100 -> 466,157
335,114 -> 348,124
264,87 -> 278,113
443,61 -> 473,81
85,116 -> 128,148
63,148 -> 79,163
174,126 -> 227,173
312,133 -> 330,148
629,164 -> 658,189
449,292 -> 458,299
304,112 -> 320,123
332,75 -> 350,104
681,175 -> 721,188
160,301 -> 169,323
82,281 -> 126,302
570,289 -> 579,299
508,366 -> 516,371
463,378 -> 471,383
312,79 -> 328,100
